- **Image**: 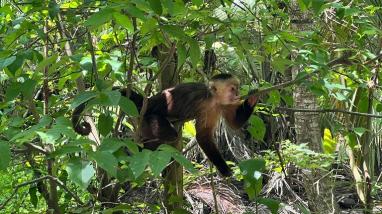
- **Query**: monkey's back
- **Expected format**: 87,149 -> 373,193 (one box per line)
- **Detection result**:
146,83 -> 212,121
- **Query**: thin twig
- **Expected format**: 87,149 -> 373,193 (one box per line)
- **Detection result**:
257,103 -> 382,118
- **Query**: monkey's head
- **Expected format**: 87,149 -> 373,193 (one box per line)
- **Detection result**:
209,73 -> 241,106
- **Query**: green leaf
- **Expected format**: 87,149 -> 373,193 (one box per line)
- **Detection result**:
376,103 -> 382,112
177,42 -> 186,69
149,150 -> 171,177
0,56 -> 16,70
70,91 -> 97,109
35,54 -> 58,73
47,117 -> 77,140
129,149 -> 151,178
119,96 -> 139,116
84,8 -> 114,27
105,90 -> 121,106
124,139 -> 139,154
188,39 -> 200,69
192,0 -> 203,7
248,116 -> 266,141
311,0 -> 326,15
98,114 -> 113,136
0,141 -> 11,170
239,159 -> 266,200
141,18 -> 157,34
99,138 -> 126,153
267,90 -> 280,106
161,25 -> 188,40
11,116 -> 53,142
29,187 -> 38,208
148,0 -> 162,15
125,4 -> 146,20
113,12 -> 134,33
353,127 -> 367,137
172,151 -> 197,173
5,82 -> 21,101
256,198 -> 281,214
90,151 -> 118,177
66,158 -> 95,189
36,131 -> 57,144
21,79 -> 37,99
7,54 -> 24,75
50,145 -> 82,157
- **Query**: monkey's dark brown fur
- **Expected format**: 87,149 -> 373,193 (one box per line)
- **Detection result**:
72,74 -> 257,176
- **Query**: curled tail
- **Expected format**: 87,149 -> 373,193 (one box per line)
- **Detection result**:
71,88 -> 144,135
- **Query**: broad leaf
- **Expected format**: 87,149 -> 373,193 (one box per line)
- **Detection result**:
188,39 -> 200,69
239,159 -> 266,200
66,158 -> 95,189
90,151 -> 118,177
177,42 -> 187,69
113,12 -> 134,33
149,150 -> 171,177
70,91 -> 97,109
248,116 -> 266,141
148,0 -> 162,15
84,8 -> 114,27
98,114 -> 113,136
99,138 -> 126,153
119,96 -> 139,116
0,141 -> 11,170
129,149 -> 151,179
0,56 -> 16,70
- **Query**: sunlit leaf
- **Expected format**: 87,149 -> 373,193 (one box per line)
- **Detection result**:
66,158 -> 95,189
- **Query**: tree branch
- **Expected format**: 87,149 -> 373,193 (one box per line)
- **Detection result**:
258,103 -> 382,118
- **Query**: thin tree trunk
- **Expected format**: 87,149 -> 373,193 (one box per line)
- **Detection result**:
156,44 -> 183,211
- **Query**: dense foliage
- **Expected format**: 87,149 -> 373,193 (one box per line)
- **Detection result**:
0,0 -> 381,213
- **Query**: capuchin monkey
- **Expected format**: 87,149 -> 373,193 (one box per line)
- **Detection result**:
72,73 -> 258,176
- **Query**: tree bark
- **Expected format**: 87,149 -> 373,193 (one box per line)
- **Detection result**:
156,44 -> 183,211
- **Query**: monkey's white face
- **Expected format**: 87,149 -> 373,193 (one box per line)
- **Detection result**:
214,81 -> 241,106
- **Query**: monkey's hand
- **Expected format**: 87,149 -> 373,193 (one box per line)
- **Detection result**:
247,95 -> 258,107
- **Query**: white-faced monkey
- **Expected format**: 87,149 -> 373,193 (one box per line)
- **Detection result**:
72,73 -> 258,176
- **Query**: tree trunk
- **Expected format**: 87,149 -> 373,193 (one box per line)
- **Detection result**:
289,2 -> 339,213
156,44 -> 183,211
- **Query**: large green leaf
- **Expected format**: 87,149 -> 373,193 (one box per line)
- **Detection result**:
149,150 -> 172,177
66,158 -> 95,189
128,149 -> 151,179
0,141 -> 11,170
90,151 -> 118,177
0,56 -> 16,70
239,159 -> 266,200
177,42 -> 187,69
98,113 -> 113,136
248,116 -> 266,141
70,91 -> 97,109
113,12 -> 134,33
84,8 -> 114,27
119,96 -> 139,117
99,138 -> 126,153
161,25 -> 188,40
188,39 -> 200,69
148,0 -> 162,15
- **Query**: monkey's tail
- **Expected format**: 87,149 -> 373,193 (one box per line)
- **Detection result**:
71,102 -> 92,135
71,89 -> 145,136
